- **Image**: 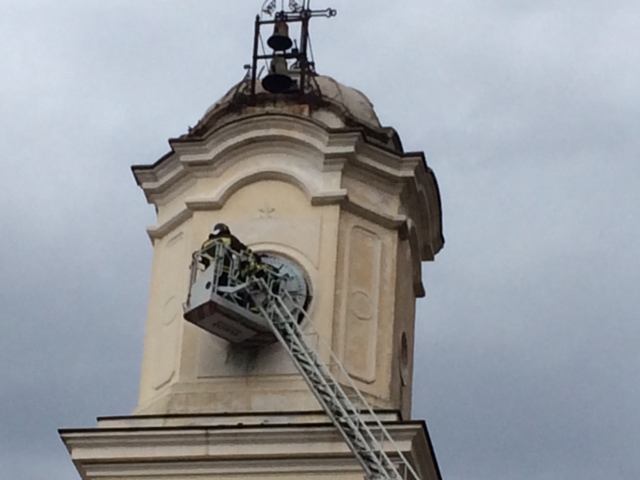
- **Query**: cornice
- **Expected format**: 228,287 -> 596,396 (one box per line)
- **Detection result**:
81,458 -> 372,478
94,410 -> 401,428
134,114 -> 423,204
146,188 -> 404,241
147,208 -> 193,240
133,113 -> 443,257
60,419 -> 440,479
341,195 -> 408,229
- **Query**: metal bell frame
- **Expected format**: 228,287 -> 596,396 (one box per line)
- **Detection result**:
250,3 -> 337,98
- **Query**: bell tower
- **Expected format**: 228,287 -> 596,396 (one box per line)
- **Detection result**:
60,3 -> 444,479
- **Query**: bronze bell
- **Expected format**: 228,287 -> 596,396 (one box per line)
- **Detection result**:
262,56 -> 294,93
267,20 -> 293,51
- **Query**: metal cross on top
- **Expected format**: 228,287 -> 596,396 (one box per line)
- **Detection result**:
261,1 -> 333,17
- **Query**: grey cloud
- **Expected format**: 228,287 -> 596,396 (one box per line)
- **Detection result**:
1,1 -> 639,479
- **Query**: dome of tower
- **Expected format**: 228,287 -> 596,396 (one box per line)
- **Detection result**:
189,74 -> 387,137
310,75 -> 381,127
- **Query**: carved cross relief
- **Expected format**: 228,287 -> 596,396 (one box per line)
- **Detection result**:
258,204 -> 276,218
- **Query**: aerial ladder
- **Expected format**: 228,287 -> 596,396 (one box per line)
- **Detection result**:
184,242 -> 423,480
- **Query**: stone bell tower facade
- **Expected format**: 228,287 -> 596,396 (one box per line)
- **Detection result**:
60,7 -> 444,480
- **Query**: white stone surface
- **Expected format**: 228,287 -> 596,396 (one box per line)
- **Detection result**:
61,413 -> 441,480
131,108 -> 443,418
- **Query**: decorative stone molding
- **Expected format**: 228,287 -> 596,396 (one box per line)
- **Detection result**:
60,413 -> 442,480
133,113 -> 443,258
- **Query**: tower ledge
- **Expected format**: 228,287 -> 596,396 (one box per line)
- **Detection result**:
133,112 -> 443,261
60,412 -> 442,480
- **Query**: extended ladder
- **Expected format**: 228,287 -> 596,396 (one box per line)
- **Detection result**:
248,278 -> 422,480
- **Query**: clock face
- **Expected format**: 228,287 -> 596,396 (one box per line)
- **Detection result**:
260,254 -> 311,316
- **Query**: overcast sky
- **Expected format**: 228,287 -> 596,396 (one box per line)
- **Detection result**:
1,1 -> 639,479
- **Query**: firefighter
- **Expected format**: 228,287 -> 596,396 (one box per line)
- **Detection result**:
239,249 -> 261,278
207,223 -> 246,250
241,250 -> 267,313
200,223 -> 248,286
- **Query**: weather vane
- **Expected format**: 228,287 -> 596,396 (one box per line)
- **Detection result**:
289,1 -> 303,13
262,1 -> 332,17
262,0 -> 277,15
